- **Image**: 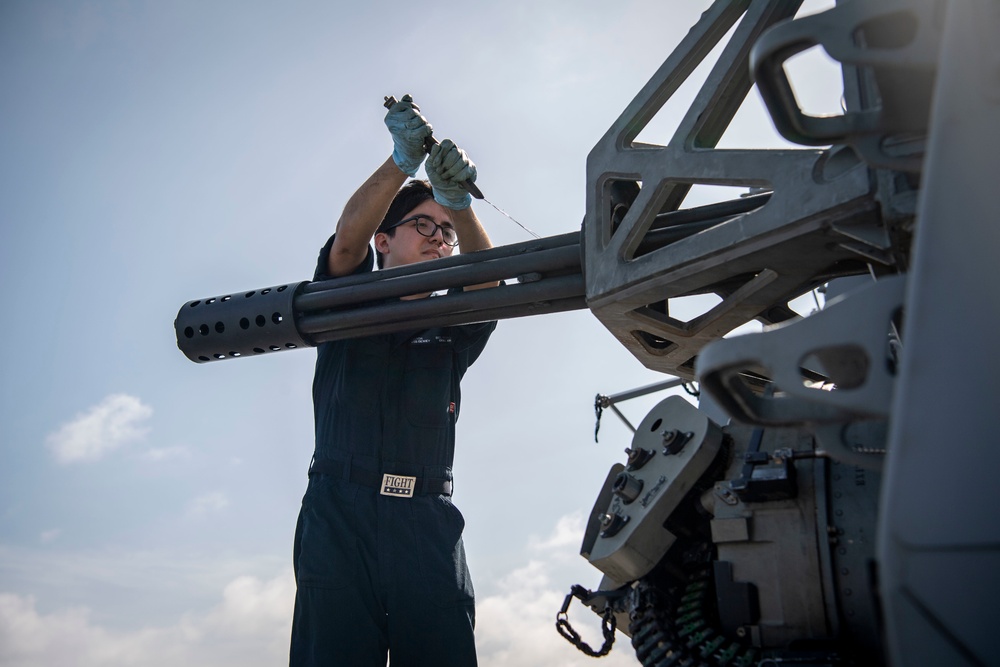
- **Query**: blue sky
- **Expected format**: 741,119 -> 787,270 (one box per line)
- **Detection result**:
0,1 -> 837,665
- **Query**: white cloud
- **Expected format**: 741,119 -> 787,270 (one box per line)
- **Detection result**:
527,510 -> 587,552
0,594 -> 97,665
141,445 -> 191,462
0,572 -> 295,667
39,530 -> 61,544
200,574 -> 292,640
46,394 -> 153,464
186,492 -> 230,517
0,514 -> 640,667
475,512 -> 637,667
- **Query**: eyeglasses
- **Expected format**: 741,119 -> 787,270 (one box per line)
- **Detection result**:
386,215 -> 459,247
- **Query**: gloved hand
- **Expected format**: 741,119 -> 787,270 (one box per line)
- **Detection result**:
426,139 -> 477,210
384,94 -> 433,177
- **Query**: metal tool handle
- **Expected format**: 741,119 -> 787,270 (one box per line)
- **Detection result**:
384,95 -> 484,200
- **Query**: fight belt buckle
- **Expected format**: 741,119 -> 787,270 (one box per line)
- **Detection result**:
380,473 -> 416,498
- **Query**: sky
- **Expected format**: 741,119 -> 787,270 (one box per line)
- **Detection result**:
0,2 -> 838,665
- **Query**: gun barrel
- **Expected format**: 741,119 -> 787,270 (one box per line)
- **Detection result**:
174,233 -> 585,363
174,194 -> 770,363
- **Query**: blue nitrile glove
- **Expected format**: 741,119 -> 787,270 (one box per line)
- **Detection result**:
426,139 -> 477,210
384,94 -> 433,177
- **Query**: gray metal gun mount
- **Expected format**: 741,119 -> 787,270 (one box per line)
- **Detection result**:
175,1 -> 998,665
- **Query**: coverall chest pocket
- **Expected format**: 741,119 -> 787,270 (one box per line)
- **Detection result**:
402,337 -> 454,429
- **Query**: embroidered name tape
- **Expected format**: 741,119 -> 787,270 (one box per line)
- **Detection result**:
411,335 -> 453,345
380,473 -> 417,498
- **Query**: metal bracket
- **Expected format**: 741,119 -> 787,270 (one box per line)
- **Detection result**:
751,0 -> 943,171
696,274 -> 905,425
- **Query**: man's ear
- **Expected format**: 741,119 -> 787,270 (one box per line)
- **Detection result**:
373,232 -> 390,255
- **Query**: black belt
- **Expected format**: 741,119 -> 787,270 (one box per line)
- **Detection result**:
308,458 -> 453,497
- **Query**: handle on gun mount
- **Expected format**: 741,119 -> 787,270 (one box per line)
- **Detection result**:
384,95 -> 484,200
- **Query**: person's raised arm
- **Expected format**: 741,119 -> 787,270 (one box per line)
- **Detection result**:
327,95 -> 432,277
426,139 -> 498,291
327,157 -> 405,277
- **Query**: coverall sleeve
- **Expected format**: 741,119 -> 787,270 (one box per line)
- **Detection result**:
315,234 -> 375,282
451,320 -> 497,375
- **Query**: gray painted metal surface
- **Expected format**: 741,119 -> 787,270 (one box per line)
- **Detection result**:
582,0 -> 876,380
584,396 -> 723,582
877,1 -> 1000,664
574,0 -> 994,664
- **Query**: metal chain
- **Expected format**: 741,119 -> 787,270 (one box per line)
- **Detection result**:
556,585 -> 618,658
594,394 -> 607,443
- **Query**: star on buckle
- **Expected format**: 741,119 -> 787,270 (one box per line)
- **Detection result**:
380,473 -> 416,498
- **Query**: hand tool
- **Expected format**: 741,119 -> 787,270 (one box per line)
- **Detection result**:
384,95 -> 539,238
384,95 -> 484,200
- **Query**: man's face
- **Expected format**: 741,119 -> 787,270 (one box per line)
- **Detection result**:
375,199 -> 456,269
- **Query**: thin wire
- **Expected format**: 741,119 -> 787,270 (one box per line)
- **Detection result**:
481,196 -> 541,239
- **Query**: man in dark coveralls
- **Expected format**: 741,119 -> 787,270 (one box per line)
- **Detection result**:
289,95 -> 498,666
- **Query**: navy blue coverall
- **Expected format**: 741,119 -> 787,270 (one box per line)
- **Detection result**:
289,236 -> 496,666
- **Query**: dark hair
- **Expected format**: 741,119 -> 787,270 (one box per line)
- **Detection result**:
376,180 -> 435,268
